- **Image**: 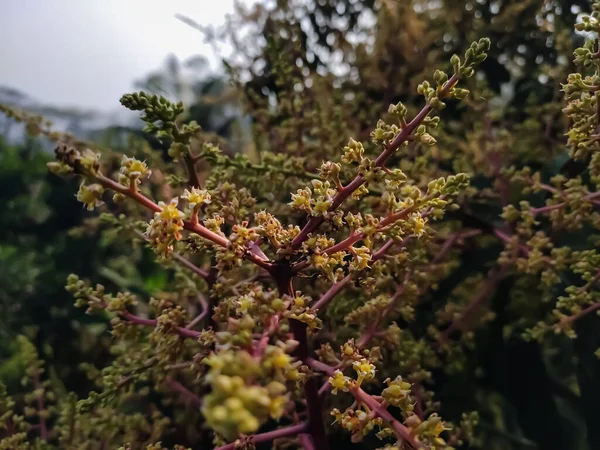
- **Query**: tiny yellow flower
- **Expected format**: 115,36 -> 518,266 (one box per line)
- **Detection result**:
351,246 -> 371,271
329,370 -> 350,394
76,182 -> 104,211
181,187 -> 211,208
412,214 -> 427,237
79,149 -> 102,173
236,294 -> 254,314
310,253 -> 328,269
353,358 -> 376,381
120,155 -> 151,179
268,395 -> 287,419
313,198 -> 332,215
290,188 -> 312,212
271,351 -> 292,370
157,199 -> 184,221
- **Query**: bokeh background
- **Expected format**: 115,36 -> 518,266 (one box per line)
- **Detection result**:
1,1 -> 599,449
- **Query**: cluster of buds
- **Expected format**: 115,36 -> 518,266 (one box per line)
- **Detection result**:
328,355 -> 377,394
202,351 -> 289,440
120,91 -> 201,161
381,376 -> 413,411
290,180 -> 339,217
50,144 -> 101,176
145,199 -> 185,256
254,210 -> 300,252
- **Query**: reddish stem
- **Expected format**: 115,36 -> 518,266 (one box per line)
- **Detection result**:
119,311 -> 200,339
306,357 -> 335,374
553,271 -> 600,331
493,227 -> 555,265
437,268 -> 506,344
214,422 -> 308,450
277,275 -> 330,450
536,182 -> 600,207
299,433 -> 316,450
33,372 -> 48,440
290,74 -> 460,250
171,252 -> 212,282
582,269 -> 600,292
357,285 -> 404,348
353,387 -> 422,449
377,204 -> 418,229
373,238 -> 396,258
289,319 -> 331,450
134,229 -> 214,284
305,359 -> 422,449
96,174 -> 271,270
554,303 -> 600,330
531,190 -> 600,215
313,238 -> 398,313
164,376 -> 202,408
325,232 -> 363,255
313,275 -> 352,312
355,231 -> 470,349
185,294 -> 210,329
322,205 -> 416,258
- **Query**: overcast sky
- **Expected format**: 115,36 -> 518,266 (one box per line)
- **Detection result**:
0,0 -> 253,111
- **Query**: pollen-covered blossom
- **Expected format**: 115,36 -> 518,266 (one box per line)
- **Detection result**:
144,198 -> 185,255
352,358 -> 376,383
329,370 -> 351,394
181,187 -> 211,208
78,149 -> 102,174
350,246 -> 371,271
381,376 -> 413,410
76,182 -> 104,210
120,155 -> 152,179
236,293 -> 255,315
290,187 -> 312,213
411,213 -> 427,237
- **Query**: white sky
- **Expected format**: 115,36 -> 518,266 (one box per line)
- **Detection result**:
0,0 -> 254,111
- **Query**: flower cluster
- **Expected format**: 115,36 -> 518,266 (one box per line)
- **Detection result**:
145,199 -> 186,256
52,36 -> 490,449
202,352 -> 289,440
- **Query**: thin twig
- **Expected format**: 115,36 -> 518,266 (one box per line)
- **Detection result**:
357,284 -> 404,347
437,267 -> 506,344
312,238 -> 398,312
183,153 -> 201,188
278,276 -> 330,450
213,422 -> 308,450
185,292 -> 210,329
554,303 -> 600,330
119,311 -> 200,339
133,229 -> 214,283
32,372 -> 48,440
164,376 -> 202,408
531,190 -> 600,216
